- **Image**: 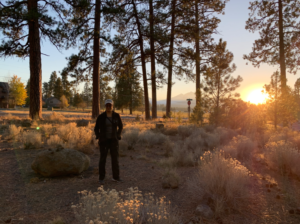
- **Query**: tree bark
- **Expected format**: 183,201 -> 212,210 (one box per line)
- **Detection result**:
92,0 -> 101,118
28,0 -> 42,119
278,0 -> 287,90
166,0 -> 176,118
132,0 -> 150,120
150,0 -> 157,119
195,1 -> 201,105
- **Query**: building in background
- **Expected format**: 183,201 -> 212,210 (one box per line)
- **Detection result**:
0,82 -> 9,108
45,97 -> 61,108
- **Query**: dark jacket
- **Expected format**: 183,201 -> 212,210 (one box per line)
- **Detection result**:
94,111 -> 123,142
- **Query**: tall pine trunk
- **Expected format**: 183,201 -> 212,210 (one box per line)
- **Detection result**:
195,1 -> 201,105
132,0 -> 150,120
166,0 -> 176,118
150,0 -> 157,119
92,0 -> 101,118
278,0 -> 286,90
28,0 -> 42,119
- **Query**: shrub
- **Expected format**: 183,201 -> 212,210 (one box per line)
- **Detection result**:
177,125 -> 196,138
47,217 -> 65,224
214,127 -> 237,145
47,135 -> 64,148
40,124 -> 53,134
56,122 -> 77,142
265,141 -> 300,177
22,131 -> 42,149
190,151 -> 251,215
119,140 -> 128,151
67,127 -> 94,154
123,128 -> 139,150
8,124 -> 22,140
162,168 -> 180,189
138,130 -> 168,147
222,135 -> 255,161
72,187 -> 179,224
160,145 -> 195,168
44,112 -> 65,122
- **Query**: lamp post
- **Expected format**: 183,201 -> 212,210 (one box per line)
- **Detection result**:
187,99 -> 193,119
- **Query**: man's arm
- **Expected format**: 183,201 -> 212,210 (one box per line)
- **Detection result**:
94,116 -> 100,139
117,114 -> 123,139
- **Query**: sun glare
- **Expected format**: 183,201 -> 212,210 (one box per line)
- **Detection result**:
246,89 -> 267,104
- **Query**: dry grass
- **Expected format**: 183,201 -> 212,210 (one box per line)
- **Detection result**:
40,124 -> 54,134
22,131 -> 42,149
72,187 -> 179,224
177,125 -> 197,138
66,127 -> 95,154
44,112 -> 66,123
190,150 -> 251,215
222,135 -> 255,161
47,135 -> 64,148
265,141 -> 300,177
162,168 -> 180,188
47,217 -> 66,224
56,123 -> 77,142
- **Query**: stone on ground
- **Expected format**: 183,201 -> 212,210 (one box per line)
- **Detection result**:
31,148 -> 90,177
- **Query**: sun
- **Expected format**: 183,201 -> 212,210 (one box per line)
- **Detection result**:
246,88 -> 268,104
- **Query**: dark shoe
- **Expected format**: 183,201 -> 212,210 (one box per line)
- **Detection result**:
112,178 -> 123,182
99,179 -> 105,185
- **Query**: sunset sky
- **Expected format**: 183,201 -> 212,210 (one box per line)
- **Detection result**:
0,0 -> 299,103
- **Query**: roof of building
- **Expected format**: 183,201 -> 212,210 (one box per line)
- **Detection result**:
0,82 -> 9,93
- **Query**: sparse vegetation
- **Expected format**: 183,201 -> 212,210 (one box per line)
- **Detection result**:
72,187 -> 179,224
222,135 -> 255,160
22,131 -> 42,149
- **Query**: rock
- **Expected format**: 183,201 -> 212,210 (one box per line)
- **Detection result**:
21,120 -> 31,127
195,204 -> 214,219
162,175 -> 179,189
77,119 -> 90,127
31,148 -> 90,177
156,123 -> 164,129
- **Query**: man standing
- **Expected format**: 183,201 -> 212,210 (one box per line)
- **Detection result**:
94,99 -> 123,185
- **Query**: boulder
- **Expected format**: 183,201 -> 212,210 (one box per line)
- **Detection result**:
195,204 -> 214,219
156,123 -> 164,129
77,119 -> 90,127
31,148 -> 90,177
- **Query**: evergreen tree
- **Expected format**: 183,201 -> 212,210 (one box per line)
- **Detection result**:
245,0 -> 300,90
0,0 -> 67,119
73,93 -> 83,109
203,39 -> 242,126
42,82 -> 51,99
48,71 -> 58,97
82,82 -> 92,107
54,77 -> 63,100
61,72 -> 72,101
100,74 -> 112,109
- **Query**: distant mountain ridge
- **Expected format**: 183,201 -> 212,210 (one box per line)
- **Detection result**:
155,91 -> 196,108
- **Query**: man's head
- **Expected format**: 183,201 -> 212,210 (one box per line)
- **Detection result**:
105,99 -> 113,112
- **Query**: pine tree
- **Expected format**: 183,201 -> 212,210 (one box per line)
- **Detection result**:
73,93 -> 83,109
48,71 -> 58,97
203,39 -> 242,126
42,82 -> 51,99
82,82 -> 92,107
54,77 -> 63,100
61,72 -> 71,101
0,0 -> 67,119
245,0 -> 300,90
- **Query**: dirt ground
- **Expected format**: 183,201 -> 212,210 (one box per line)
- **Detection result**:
1,128 -> 300,224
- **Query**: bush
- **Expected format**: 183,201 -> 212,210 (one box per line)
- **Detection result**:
40,124 -> 54,135
138,130 -> 168,147
160,145 -> 195,168
22,131 -> 42,149
67,127 -> 94,154
44,112 -> 65,122
8,124 -> 22,140
47,135 -> 64,148
47,217 -> 65,224
265,141 -> 300,177
119,140 -> 128,151
222,135 -> 255,161
214,127 -> 237,145
162,168 -> 180,189
123,128 -> 139,150
178,125 -> 196,138
190,151 -> 251,215
56,123 -> 77,142
72,187 -> 179,224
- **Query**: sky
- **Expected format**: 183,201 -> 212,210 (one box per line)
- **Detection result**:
1,0 -> 299,102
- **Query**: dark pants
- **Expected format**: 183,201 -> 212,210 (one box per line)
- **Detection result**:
98,139 -> 120,180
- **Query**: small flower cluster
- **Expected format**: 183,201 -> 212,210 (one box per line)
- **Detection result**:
71,187 -> 178,224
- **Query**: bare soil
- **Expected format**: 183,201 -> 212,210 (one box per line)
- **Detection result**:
1,133 -> 300,224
